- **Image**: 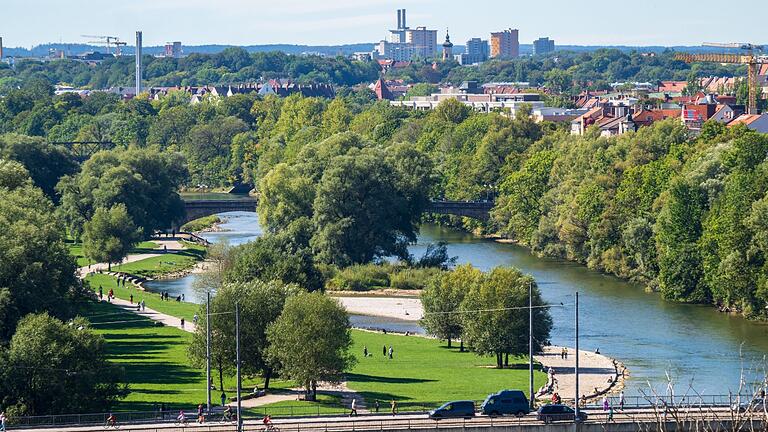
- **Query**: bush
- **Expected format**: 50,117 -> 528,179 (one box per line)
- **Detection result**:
181,215 -> 222,232
390,267 -> 443,290
326,264 -> 391,291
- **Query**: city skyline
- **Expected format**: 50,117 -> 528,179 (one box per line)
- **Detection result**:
3,0 -> 768,49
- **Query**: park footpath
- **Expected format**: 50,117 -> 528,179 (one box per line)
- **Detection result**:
77,238 -> 195,333
334,292 -> 627,403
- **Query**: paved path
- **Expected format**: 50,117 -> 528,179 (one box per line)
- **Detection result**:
534,345 -> 624,402
78,238 -> 196,334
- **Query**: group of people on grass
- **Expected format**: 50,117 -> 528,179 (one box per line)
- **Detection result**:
361,345 -> 395,359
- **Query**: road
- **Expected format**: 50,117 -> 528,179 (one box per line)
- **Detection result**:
12,407 -> 765,432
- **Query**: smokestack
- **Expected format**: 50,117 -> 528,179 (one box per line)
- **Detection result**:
402,9 -> 407,28
397,9 -> 402,29
135,31 -> 143,95
0,37 -> 3,60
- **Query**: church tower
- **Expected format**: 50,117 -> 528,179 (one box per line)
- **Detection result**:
442,29 -> 454,61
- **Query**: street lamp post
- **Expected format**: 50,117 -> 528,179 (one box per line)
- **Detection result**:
236,302 -> 242,432
529,280 -> 534,410
206,291 -> 211,415
574,292 -> 580,430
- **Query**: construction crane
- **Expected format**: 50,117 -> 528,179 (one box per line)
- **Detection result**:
674,42 -> 767,114
81,35 -> 125,56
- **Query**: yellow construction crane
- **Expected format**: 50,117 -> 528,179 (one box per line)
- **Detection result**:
674,42 -> 767,114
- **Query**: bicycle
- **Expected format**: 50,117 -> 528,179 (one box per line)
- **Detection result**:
103,419 -> 120,430
219,413 -> 237,424
263,424 -> 280,432
174,417 -> 189,427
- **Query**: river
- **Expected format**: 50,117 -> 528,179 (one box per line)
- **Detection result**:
149,210 -> 768,397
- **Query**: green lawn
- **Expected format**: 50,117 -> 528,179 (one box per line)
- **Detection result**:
112,242 -> 206,278
86,273 -> 200,321
347,331 -> 546,409
181,215 -> 222,232
68,241 -> 160,267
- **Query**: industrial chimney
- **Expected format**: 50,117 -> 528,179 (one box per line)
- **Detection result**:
135,31 -> 143,95
402,9 -> 407,29
397,9 -> 402,29
0,37 -> 4,60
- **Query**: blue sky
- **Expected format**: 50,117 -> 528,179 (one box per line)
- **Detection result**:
4,0 -> 767,48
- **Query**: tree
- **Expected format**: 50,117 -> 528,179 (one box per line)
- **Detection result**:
0,313 -> 127,416
310,150 -> 415,266
188,280 -> 294,390
0,160 -> 78,341
460,266 -> 552,368
224,222 -> 324,292
83,204 -> 142,270
420,265 -> 478,349
56,147 -> 188,238
0,134 -> 79,202
266,292 -> 354,400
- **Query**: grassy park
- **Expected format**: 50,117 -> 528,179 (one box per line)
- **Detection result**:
76,247 -> 545,415
69,241 -> 160,267
112,242 -> 206,278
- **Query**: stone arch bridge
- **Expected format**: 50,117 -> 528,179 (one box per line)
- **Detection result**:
182,198 -> 494,223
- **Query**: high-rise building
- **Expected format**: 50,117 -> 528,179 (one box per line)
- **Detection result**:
533,37 -> 555,55
490,28 -> 519,59
164,41 -> 183,58
374,9 -> 437,61
460,38 -> 489,65
442,30 -> 453,61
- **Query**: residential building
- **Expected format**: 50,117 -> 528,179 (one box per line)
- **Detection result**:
391,89 -> 544,115
490,29 -> 519,59
374,9 -> 437,61
728,114 -> 768,133
458,38 -> 489,65
442,30 -> 453,61
533,37 -> 555,55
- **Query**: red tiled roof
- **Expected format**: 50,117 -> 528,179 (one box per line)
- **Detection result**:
728,114 -> 763,127
658,81 -> 686,93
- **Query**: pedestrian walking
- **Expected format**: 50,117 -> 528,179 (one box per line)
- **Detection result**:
602,396 -> 609,412
141,300 -> 146,311
130,294 -> 133,304
1,411 -> 7,432
108,289 -> 114,302
564,347 -> 568,359
388,345 -> 393,359
374,400 -> 380,413
619,391 -> 625,410
193,313 -> 199,324
164,245 -> 168,253
181,318 -> 185,329
383,345 -> 386,356
349,399 -> 357,417
608,406 -> 614,423
390,400 -> 397,415
98,285 -> 103,300
363,346 -> 368,357
182,294 -> 185,301
221,392 -> 227,407
197,404 -> 204,423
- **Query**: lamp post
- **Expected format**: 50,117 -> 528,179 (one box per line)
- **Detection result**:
574,292 -> 580,430
206,291 -> 211,415
529,280 -> 534,409
236,302 -> 242,432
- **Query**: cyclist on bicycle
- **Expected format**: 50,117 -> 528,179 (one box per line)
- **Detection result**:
177,410 -> 187,423
263,415 -> 275,431
223,405 -> 233,421
106,413 -> 117,427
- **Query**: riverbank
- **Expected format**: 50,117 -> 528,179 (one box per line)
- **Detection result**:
334,294 -> 626,400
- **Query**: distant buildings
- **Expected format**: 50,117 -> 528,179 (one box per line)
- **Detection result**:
374,9 -> 438,61
164,42 -> 183,58
533,37 -> 555,55
490,29 -> 519,59
457,38 -> 489,65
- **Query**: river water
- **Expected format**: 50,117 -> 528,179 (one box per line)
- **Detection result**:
149,211 -> 768,397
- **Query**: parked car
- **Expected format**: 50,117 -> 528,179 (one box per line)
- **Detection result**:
481,390 -> 530,416
536,404 -> 588,423
429,401 -> 476,420
732,397 -> 766,413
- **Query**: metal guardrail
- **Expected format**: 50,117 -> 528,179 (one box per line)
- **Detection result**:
8,395 -> 763,430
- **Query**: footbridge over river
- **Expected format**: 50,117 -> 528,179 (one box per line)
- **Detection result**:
182,198 -> 494,223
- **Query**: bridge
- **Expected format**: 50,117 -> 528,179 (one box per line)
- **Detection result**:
181,198 -> 494,223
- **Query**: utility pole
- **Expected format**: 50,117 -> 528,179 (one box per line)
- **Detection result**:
135,31 -> 142,95
529,280 -> 534,409
574,292 -> 580,431
206,291 -> 211,415
235,302 -> 242,432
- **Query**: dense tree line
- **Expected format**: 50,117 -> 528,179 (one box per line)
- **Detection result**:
0,48 -> 380,90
